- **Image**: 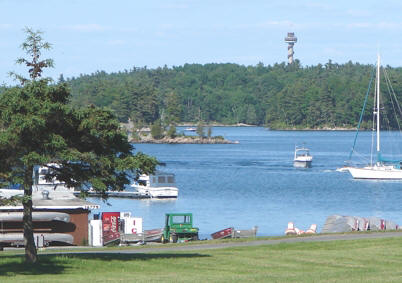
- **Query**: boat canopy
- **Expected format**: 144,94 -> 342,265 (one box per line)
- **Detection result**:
149,172 -> 175,187
378,153 -> 402,166
294,146 -> 311,156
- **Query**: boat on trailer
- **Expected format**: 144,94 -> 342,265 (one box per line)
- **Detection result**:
120,228 -> 164,244
211,226 -> 258,239
211,227 -> 234,239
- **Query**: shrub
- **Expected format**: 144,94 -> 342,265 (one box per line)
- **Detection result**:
151,120 -> 164,139
167,125 -> 177,138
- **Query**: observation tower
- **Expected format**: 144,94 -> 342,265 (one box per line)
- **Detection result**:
284,32 -> 297,64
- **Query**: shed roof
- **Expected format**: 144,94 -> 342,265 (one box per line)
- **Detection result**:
0,189 -> 99,210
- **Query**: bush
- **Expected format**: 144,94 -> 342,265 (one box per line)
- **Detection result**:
214,135 -> 224,140
151,120 -> 164,139
167,125 -> 177,138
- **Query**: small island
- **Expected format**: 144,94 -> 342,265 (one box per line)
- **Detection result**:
124,122 -> 238,144
132,135 -> 237,144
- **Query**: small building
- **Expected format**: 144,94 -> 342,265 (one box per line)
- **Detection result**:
0,189 -> 99,247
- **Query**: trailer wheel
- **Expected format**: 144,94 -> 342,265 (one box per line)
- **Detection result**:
170,234 -> 178,243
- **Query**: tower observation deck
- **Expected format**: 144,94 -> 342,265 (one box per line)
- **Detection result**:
284,32 -> 297,64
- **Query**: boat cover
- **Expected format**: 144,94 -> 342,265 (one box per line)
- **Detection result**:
367,217 -> 398,230
0,233 -> 73,245
321,215 -> 357,233
0,212 -> 70,222
322,215 -> 399,233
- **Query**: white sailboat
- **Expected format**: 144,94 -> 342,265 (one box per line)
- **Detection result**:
348,55 -> 402,179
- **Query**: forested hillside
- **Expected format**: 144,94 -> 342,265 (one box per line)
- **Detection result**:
65,60 -> 402,129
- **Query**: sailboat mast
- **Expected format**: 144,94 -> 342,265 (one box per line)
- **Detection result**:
376,54 -> 381,159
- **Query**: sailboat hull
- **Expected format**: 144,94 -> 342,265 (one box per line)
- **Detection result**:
349,166 -> 402,179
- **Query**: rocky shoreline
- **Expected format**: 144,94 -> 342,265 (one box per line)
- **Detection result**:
273,127 -> 356,131
131,136 -> 238,144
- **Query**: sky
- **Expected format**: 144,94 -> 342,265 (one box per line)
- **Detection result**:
1,0 -> 402,85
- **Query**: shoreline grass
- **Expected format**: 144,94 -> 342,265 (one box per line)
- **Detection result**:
1,235 -> 402,282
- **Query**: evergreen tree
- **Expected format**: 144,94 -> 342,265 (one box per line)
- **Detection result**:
9,27 -> 54,85
167,124 -> 177,138
0,29 -> 158,263
196,121 -> 205,138
58,74 -> 65,83
151,119 -> 164,139
165,91 -> 181,124
207,127 -> 212,138
246,105 -> 257,125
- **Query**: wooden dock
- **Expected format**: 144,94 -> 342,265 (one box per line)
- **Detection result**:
73,191 -> 151,199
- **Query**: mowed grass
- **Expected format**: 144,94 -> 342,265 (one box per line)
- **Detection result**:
1,237 -> 402,282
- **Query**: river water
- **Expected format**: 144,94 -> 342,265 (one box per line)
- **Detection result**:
89,127 -> 402,237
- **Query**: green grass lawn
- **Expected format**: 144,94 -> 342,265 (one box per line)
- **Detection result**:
1,237 -> 402,282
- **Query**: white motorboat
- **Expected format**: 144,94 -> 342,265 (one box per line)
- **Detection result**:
131,172 -> 178,198
33,163 -> 74,191
348,55 -> 402,179
293,145 -> 313,168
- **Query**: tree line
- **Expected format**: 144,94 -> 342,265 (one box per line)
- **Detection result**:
64,60 -> 402,129
3,60 -> 401,129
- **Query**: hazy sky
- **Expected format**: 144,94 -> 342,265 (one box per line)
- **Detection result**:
1,0 -> 402,85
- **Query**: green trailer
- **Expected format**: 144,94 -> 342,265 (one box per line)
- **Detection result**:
161,213 -> 199,243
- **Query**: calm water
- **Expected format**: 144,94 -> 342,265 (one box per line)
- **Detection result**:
89,127 -> 402,237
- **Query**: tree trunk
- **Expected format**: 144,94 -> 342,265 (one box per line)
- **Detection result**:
23,166 -> 37,263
